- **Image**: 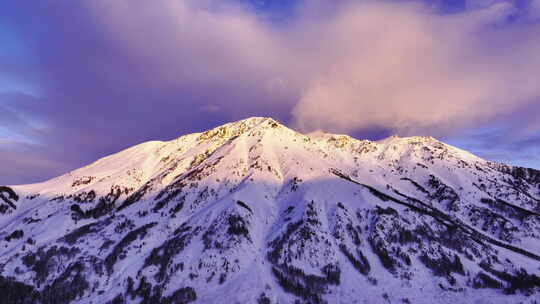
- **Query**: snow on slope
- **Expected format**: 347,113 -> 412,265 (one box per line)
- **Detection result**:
1,117 -> 540,304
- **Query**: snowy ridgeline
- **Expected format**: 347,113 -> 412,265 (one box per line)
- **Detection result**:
1,117 -> 540,304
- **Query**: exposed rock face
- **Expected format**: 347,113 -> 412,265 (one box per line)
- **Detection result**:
0,186 -> 19,212
1,117 -> 540,303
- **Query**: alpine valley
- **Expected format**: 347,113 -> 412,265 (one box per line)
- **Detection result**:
1,117 -> 540,304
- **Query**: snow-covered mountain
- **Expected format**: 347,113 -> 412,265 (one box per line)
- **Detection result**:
1,117 -> 540,304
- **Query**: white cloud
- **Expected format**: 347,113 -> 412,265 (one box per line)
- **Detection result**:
85,0 -> 540,136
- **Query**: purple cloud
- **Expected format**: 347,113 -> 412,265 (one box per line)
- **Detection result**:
1,0 -> 539,184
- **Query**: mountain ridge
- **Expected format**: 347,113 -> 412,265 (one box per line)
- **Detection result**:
1,117 -> 540,304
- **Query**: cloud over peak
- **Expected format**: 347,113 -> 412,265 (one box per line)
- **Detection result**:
83,0 -> 540,135
1,0 -> 540,183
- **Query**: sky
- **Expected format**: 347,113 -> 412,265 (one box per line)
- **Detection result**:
0,0 -> 539,185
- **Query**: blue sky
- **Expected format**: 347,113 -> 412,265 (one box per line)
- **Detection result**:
1,0 -> 540,184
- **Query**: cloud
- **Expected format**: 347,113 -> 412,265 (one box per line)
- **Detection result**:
80,0 -> 540,136
530,0 -> 540,20
0,140 -> 72,185
1,0 -> 540,183
291,1 -> 540,135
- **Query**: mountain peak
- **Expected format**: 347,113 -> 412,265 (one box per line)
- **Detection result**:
224,116 -> 282,127
194,116 -> 286,141
3,118 -> 540,304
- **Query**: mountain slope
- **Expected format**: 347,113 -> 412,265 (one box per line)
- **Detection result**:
1,117 -> 540,304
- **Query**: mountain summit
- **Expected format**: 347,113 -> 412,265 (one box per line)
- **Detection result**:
1,117 -> 540,304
